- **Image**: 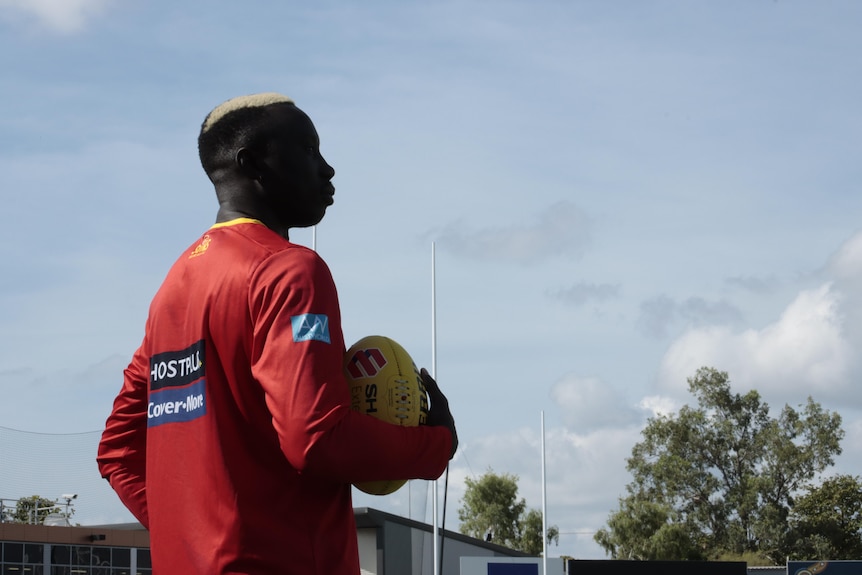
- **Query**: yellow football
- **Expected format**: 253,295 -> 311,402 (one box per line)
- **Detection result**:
344,335 -> 428,495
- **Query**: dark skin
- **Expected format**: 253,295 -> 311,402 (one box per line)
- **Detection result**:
207,103 -> 458,458
211,105 -> 335,240
422,369 -> 459,458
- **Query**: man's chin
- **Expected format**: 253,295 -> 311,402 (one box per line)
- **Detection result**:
295,210 -> 327,229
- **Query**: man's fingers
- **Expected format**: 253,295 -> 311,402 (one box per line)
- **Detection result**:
420,368 -> 439,393
420,369 -> 448,406
419,368 -> 458,458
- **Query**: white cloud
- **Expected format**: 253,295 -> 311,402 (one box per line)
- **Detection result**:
549,282 -> 620,307
0,0 -> 112,33
657,283 -> 857,404
637,295 -> 744,339
638,395 -> 679,418
432,201 -> 592,265
353,421 -> 643,559
657,232 -> 862,406
826,230 -> 862,346
828,231 -> 862,282
452,425 -> 639,558
550,374 -> 640,431
833,415 -> 862,478
725,274 -> 780,295
636,295 -> 677,339
374,233 -> 862,558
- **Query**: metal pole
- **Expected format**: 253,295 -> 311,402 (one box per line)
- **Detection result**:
432,241 -> 439,575
542,411 -> 548,575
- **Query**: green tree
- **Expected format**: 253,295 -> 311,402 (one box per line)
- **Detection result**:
595,497 -> 703,560
596,367 -> 843,563
520,508 -> 560,556
458,470 -> 559,554
9,495 -> 61,524
788,474 -> 862,559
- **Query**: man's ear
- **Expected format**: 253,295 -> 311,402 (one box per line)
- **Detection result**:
236,147 -> 264,183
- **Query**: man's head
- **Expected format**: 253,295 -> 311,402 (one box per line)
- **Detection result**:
198,93 -> 335,234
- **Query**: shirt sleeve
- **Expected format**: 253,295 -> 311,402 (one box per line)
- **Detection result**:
249,248 -> 452,483
96,342 -> 150,528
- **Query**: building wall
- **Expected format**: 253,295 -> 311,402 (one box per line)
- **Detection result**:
358,527 -> 382,573
0,523 -> 151,574
0,522 -> 150,548
3,508 -> 527,575
354,507 -> 530,575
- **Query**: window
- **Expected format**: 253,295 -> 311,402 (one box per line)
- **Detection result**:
24,544 -> 43,564
1,542 -> 45,574
135,549 -> 150,575
89,547 -> 110,569
71,546 -> 90,566
110,549 -> 129,568
0,543 -> 148,575
3,543 -> 23,563
50,546 -> 70,567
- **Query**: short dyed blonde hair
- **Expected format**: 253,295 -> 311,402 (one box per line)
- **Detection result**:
201,92 -> 294,134
198,92 -> 298,178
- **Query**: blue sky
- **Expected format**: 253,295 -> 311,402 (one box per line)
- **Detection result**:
1,0 -> 862,560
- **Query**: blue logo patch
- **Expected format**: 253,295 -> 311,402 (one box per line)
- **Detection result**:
291,313 -> 331,343
147,379 -> 207,427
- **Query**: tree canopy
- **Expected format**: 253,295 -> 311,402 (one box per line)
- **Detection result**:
458,470 -> 559,555
595,367 -> 845,563
6,495 -> 61,524
788,474 -> 862,560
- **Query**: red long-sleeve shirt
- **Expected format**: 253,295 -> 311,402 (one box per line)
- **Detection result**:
97,218 -> 451,574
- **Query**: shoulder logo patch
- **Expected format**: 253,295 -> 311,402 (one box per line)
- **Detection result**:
189,234 -> 212,258
291,313 -> 331,344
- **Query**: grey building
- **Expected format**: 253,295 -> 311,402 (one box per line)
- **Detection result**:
0,507 -> 529,574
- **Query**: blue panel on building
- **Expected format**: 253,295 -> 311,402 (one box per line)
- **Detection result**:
789,561 -> 862,575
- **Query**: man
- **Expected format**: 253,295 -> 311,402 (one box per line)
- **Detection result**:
97,93 -> 457,575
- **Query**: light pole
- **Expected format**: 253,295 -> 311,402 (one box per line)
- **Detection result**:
60,494 -> 77,523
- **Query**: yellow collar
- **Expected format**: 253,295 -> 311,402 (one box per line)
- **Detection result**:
210,217 -> 264,230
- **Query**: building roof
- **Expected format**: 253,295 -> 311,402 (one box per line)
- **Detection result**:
353,507 -> 532,557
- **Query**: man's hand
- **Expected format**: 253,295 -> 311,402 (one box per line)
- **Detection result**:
421,368 -> 458,459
